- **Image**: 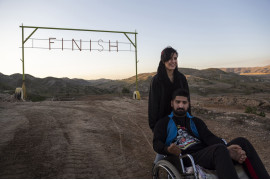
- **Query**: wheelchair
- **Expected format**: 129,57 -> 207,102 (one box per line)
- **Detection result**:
152,154 -> 249,179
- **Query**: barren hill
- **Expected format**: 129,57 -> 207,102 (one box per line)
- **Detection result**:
1,66 -> 270,101
220,65 -> 270,75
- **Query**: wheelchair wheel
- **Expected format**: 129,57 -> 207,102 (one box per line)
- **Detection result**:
153,160 -> 182,179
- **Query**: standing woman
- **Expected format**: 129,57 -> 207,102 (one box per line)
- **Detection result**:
148,46 -> 190,132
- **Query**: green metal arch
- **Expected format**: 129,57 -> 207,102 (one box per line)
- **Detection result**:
20,24 -> 139,99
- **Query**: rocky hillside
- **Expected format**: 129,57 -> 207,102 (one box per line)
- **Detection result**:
0,73 -> 114,100
1,66 -> 270,101
220,65 -> 270,75
123,67 -> 270,95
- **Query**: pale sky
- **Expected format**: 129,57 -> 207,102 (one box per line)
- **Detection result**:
0,0 -> 270,80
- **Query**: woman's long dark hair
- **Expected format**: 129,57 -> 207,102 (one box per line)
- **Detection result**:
157,46 -> 179,83
160,46 -> 178,63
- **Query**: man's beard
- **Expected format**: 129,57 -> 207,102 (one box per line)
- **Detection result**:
173,107 -> 187,116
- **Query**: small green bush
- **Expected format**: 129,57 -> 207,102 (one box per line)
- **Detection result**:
245,106 -> 257,114
245,106 -> 266,117
27,94 -> 47,102
122,87 -> 130,94
258,111 -> 266,117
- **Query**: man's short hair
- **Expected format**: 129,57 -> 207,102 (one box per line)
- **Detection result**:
171,88 -> 189,101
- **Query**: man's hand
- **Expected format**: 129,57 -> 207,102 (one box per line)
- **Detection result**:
227,144 -> 247,164
167,143 -> 182,156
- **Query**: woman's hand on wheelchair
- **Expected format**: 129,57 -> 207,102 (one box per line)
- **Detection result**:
167,143 -> 182,156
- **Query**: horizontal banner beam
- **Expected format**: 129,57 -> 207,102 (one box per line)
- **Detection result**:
20,25 -> 137,35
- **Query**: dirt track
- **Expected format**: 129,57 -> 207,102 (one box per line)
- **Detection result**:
0,96 -> 154,178
0,94 -> 269,178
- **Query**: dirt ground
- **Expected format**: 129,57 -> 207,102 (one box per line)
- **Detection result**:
0,94 -> 269,178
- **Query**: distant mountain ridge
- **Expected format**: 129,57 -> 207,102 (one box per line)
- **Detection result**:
1,65 -> 270,101
0,73 -> 115,100
220,65 -> 270,75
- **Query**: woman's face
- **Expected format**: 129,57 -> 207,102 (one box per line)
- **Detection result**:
164,53 -> 178,71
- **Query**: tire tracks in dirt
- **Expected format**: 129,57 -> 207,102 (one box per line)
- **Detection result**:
0,99 -> 155,178
110,113 -> 155,178
127,115 -> 153,149
0,106 -> 68,178
111,114 -> 123,154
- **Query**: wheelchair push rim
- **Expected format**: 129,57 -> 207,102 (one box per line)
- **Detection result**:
152,160 -> 182,179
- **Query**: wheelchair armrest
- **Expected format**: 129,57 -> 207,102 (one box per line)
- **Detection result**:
179,154 -> 199,179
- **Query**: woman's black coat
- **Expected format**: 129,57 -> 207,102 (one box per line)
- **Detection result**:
148,61 -> 190,132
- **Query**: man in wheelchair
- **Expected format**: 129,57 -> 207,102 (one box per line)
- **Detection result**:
153,88 -> 269,178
